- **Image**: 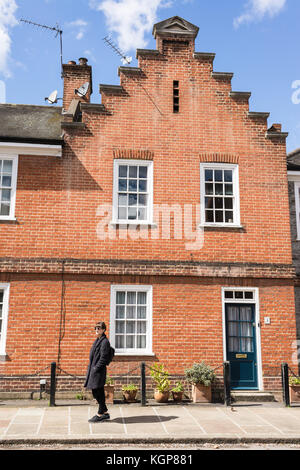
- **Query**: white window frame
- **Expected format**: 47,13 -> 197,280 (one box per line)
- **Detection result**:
112,159 -> 154,225
294,181 -> 300,240
199,162 -> 241,227
0,155 -> 18,221
110,284 -> 153,356
0,283 -> 10,356
221,287 -> 263,391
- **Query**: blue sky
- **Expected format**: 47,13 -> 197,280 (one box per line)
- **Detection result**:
0,0 -> 299,152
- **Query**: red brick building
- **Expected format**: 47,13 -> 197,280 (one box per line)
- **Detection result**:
0,16 -> 297,399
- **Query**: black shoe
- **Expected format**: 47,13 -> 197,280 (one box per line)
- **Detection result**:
88,413 -> 110,423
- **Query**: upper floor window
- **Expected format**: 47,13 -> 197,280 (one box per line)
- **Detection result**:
294,182 -> 300,240
113,159 -> 153,224
200,163 -> 240,226
0,156 -> 18,220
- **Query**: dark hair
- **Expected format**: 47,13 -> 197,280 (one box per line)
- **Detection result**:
95,321 -> 106,331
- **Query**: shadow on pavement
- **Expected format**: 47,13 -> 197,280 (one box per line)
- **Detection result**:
111,415 -> 179,424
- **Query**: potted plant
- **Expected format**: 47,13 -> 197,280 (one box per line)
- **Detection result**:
185,362 -> 216,403
289,376 -> 300,403
150,363 -> 170,403
122,384 -> 138,403
171,382 -> 184,402
104,375 -> 114,404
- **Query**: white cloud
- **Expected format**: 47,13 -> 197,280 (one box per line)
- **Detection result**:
66,19 -> 88,40
89,0 -> 172,52
0,0 -> 18,78
234,0 -> 286,28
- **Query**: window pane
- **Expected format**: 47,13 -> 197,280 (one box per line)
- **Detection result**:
126,306 -> 136,319
0,291 -> 3,302
137,292 -> 147,304
138,194 -> 147,206
215,198 -> 223,209
205,210 -> 214,223
129,180 -> 137,191
244,291 -> 254,299
225,198 -> 233,209
118,207 -> 127,219
3,160 -> 12,174
225,184 -> 233,195
129,194 -> 137,206
139,166 -> 148,178
116,321 -> 125,333
119,179 -> 127,191
139,180 -> 147,192
129,166 -> 137,178
228,306 -> 239,321
127,292 -> 136,304
1,190 -> 11,202
0,204 -> 10,216
215,211 -> 223,223
205,183 -> 213,195
225,211 -> 234,223
224,170 -> 232,182
2,176 -> 11,187
118,194 -> 127,206
126,336 -> 135,348
205,169 -> 213,182
116,336 -> 124,348
235,291 -> 243,299
215,184 -> 223,195
229,337 -> 239,352
224,291 -> 234,299
126,321 -> 136,334
116,305 -> 125,319
119,165 -> 127,177
128,207 -> 137,219
116,291 -> 126,304
137,306 -> 146,319
205,197 -> 213,209
214,170 -> 223,182
137,321 -> 146,333
138,208 -> 146,220
137,336 -> 146,348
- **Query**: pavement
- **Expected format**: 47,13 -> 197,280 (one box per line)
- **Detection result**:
1,400 -> 300,445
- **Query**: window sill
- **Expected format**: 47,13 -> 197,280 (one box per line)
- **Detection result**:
114,352 -> 155,357
198,223 -> 245,231
110,221 -> 157,228
0,217 -> 18,224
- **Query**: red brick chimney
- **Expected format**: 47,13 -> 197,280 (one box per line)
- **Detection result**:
62,58 -> 93,111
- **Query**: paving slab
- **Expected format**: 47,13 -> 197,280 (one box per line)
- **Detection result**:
0,401 -> 300,444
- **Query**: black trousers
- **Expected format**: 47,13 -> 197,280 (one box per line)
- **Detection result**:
92,387 -> 108,415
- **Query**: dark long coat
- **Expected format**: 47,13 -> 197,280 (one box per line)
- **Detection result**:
84,334 -> 111,390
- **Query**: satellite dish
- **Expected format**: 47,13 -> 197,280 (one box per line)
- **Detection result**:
75,82 -> 89,97
45,90 -> 58,104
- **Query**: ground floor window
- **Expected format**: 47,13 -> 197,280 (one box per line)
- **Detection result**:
110,285 -> 153,355
0,283 -> 10,355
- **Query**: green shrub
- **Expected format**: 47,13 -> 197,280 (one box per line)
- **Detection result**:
184,362 -> 216,386
105,375 -> 114,385
122,384 -> 138,391
171,381 -> 184,393
289,377 -> 300,386
150,363 -> 170,392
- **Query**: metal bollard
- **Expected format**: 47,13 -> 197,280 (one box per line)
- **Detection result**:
281,363 -> 290,407
140,362 -> 146,406
223,361 -> 231,406
49,362 -> 56,407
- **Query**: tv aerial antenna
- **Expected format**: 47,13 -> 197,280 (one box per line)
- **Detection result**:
20,18 -> 64,78
103,35 -> 163,115
103,36 -> 132,65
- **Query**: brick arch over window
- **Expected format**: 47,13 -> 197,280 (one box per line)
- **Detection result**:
199,153 -> 239,164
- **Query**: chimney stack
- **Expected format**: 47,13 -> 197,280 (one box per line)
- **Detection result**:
62,58 -> 93,111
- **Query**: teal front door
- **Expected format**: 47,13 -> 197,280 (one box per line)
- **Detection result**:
225,304 -> 258,389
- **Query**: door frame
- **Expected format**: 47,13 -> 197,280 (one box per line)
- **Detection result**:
221,287 -> 263,391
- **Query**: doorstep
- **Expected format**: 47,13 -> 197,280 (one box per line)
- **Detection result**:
231,390 -> 277,403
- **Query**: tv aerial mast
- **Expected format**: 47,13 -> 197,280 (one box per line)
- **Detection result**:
20,18 -> 64,78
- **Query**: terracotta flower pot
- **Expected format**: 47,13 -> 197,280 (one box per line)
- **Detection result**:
172,391 -> 184,402
123,389 -> 138,403
192,383 -> 212,403
154,390 -> 169,403
104,385 -> 114,404
289,385 -> 300,403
